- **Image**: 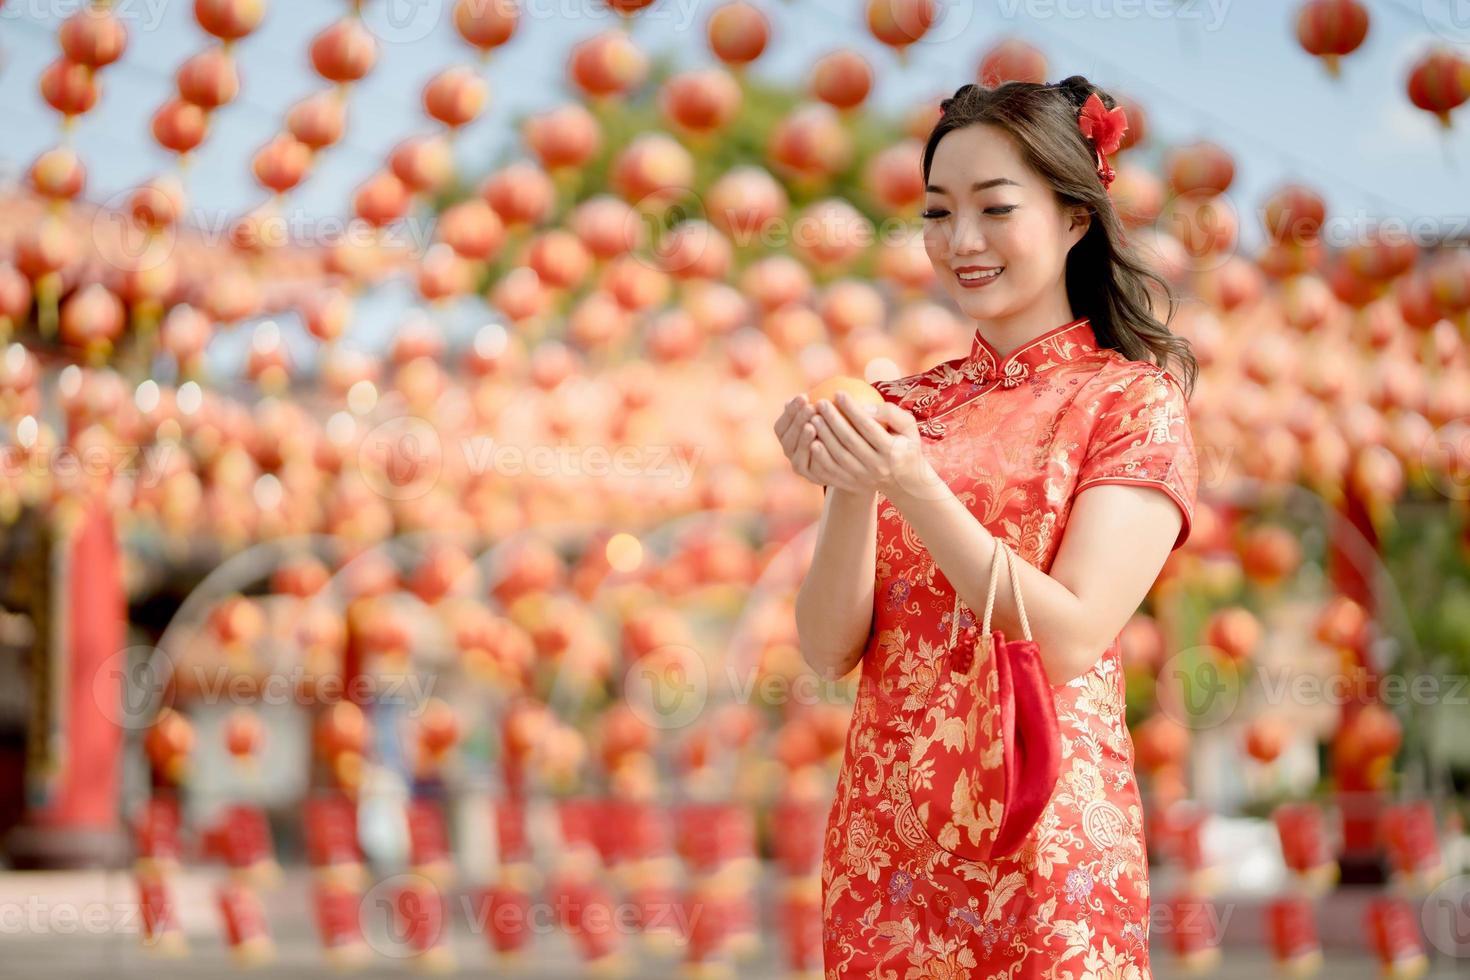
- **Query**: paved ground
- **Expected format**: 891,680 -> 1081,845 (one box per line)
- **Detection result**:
2,869 -> 1466,978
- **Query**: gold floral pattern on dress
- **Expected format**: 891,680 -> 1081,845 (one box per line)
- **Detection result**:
823,318 -> 1200,979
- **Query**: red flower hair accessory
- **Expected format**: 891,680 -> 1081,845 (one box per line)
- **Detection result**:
1076,92 -> 1128,189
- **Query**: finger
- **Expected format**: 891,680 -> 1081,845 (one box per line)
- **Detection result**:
837,391 -> 900,452
773,399 -> 798,436
874,402 -> 919,436
779,405 -> 816,456
816,399 -> 883,464
809,442 -> 863,493
811,408 -> 867,471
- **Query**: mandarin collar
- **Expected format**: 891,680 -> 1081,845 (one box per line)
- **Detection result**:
964,316 -> 1099,387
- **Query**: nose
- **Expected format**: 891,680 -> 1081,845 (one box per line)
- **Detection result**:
946,210 -> 987,257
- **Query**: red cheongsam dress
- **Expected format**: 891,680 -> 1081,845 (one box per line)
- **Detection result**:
821,316 -> 1198,980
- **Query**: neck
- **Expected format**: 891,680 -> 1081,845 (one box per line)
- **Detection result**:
973,300 -> 1079,360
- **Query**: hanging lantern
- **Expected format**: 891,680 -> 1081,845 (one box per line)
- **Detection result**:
866,0 -> 936,59
1165,141 -> 1236,196
195,0 -> 268,42
480,162 -> 555,227
40,59 -> 99,118
251,134 -> 312,194
176,46 -> 240,110
1407,47 -> 1470,129
810,49 -> 873,111
453,0 -> 518,55
978,38 -> 1047,87
1295,0 -> 1369,77
28,147 -> 86,202
568,30 -> 647,99
706,1 -> 769,69
659,68 -> 742,134
152,99 -> 209,155
310,18 -> 378,85
524,103 -> 601,170
423,66 -> 489,129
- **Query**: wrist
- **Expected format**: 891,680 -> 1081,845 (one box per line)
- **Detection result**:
881,458 -> 949,511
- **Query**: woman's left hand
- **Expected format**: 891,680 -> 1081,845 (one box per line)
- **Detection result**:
808,391 -> 946,500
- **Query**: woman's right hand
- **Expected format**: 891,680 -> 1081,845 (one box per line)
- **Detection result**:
773,395 -> 826,488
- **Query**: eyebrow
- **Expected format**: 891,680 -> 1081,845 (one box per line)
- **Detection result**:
924,178 -> 1022,194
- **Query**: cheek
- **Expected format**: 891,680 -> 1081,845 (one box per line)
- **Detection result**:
922,224 -> 949,264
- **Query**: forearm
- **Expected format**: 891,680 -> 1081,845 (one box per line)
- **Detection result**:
885,471 -> 1103,685
795,487 -> 878,680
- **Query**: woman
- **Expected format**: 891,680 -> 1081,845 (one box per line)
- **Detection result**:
773,77 -> 1200,978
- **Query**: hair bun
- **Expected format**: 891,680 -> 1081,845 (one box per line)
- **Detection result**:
1055,75 -> 1093,107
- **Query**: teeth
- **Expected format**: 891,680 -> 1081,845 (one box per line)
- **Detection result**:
957,269 -> 1002,281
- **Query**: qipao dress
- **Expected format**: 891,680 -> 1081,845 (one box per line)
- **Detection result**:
821,316 -> 1198,980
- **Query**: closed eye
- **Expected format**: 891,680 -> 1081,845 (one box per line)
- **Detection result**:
921,208 -> 949,220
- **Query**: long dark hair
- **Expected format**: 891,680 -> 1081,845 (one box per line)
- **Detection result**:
922,75 -> 1198,398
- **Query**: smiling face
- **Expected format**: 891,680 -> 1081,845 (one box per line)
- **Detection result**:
921,123 -> 1089,324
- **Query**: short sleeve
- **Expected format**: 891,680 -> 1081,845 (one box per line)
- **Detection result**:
1074,368 -> 1199,551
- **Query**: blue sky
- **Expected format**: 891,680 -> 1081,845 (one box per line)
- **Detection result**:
1,0 -> 1467,364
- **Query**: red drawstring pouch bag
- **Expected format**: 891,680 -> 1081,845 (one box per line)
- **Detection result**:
907,539 -> 1062,861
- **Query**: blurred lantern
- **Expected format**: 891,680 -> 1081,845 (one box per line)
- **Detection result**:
602,251 -> 672,310
706,166 -> 788,245
1263,184 -> 1326,247
657,220 -> 732,281
1203,606 -> 1262,662
152,99 -> 209,155
423,66 -> 488,129
1238,524 -> 1301,587
1407,47 -> 1469,129
481,161 -> 556,227
1244,716 -> 1289,764
740,255 -> 812,312
316,700 -> 369,758
177,46 -> 239,110
60,7 -> 128,69
416,698 -> 460,763
453,0 -> 518,56
570,196 -> 642,259
437,199 -> 505,261
224,708 -> 264,762
791,198 -> 873,271
195,0 -> 267,41
310,18 -> 378,85
863,139 -> 925,214
524,103 -> 601,170
810,49 -> 873,110
660,68 -> 742,134
706,1 -> 769,69
129,176 -> 187,232
978,38 -> 1047,86
525,230 -> 592,290
287,90 -> 346,150
1165,141 -> 1236,196
866,0 -> 936,60
568,30 -> 647,99
59,283 -> 124,360
768,103 -> 852,182
389,134 -> 454,194
40,59 -> 99,118
146,707 -> 195,783
252,134 -> 312,194
1295,0 -> 1369,77
1133,713 -> 1190,772
302,287 -> 352,343
353,171 -> 411,227
1364,897 -> 1428,978
610,133 -> 695,207
28,147 -> 86,202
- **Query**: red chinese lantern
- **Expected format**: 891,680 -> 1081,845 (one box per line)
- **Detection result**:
525,230 -> 592,290
660,68 -> 742,133
480,162 -> 555,227
310,19 -> 378,85
978,38 -> 1047,87
1407,47 -> 1470,129
610,133 -> 695,206
28,147 -> 86,202
195,0 -> 267,42
224,708 -> 264,761
453,0 -> 518,55
866,0 -> 936,58
570,196 -> 643,259
1203,606 -> 1262,662
568,30 -> 647,99
437,199 -> 505,261
177,46 -> 239,110
706,1 -> 769,69
706,166 -> 788,244
252,134 -> 312,194
523,104 -> 601,171
129,176 -> 187,232
59,283 -> 125,355
768,103 -> 852,181
863,139 -> 924,214
1166,141 -> 1236,196
423,66 -> 488,129
40,59 -> 99,118
791,198 -> 873,270
810,49 -> 873,110
287,91 -> 346,151
353,171 -> 411,227
60,6 -> 128,68
389,134 -> 454,194
1262,184 -> 1326,246
1295,0 -> 1369,77
302,288 -> 352,343
601,255 -> 670,311
146,708 -> 196,782
152,99 -> 209,155
1244,716 -> 1288,764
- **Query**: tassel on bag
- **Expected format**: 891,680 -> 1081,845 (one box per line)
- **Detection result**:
906,538 -> 1063,861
